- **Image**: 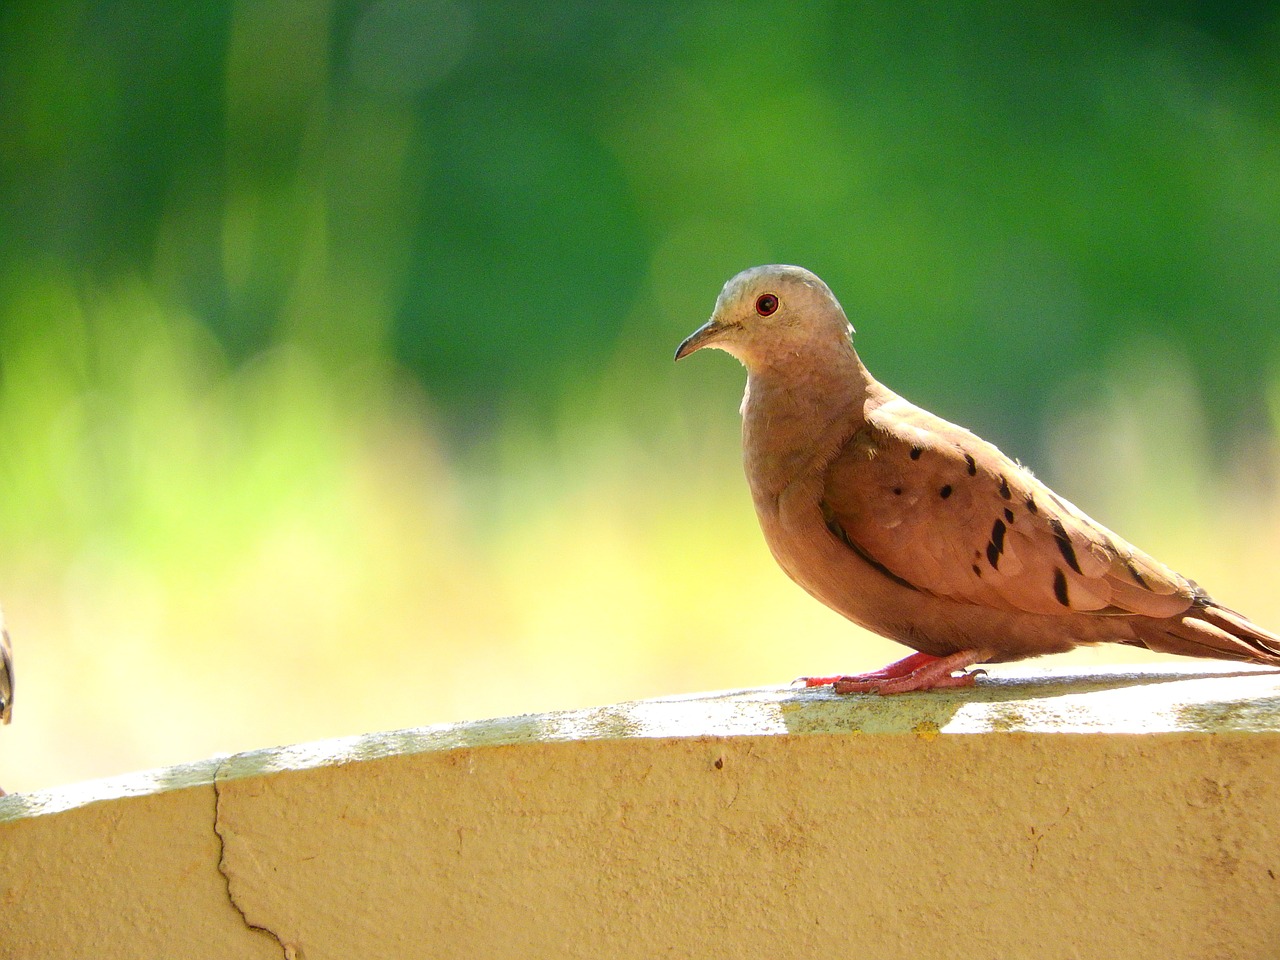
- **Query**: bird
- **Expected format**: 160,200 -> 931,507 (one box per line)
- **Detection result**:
0,610 -> 10,796
0,608 -> 10,725
675,264 -> 1280,694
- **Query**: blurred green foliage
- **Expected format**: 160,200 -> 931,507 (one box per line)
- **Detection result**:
4,1 -> 1280,436
2,0 -> 1280,792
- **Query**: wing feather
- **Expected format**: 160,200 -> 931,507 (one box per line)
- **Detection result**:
819,401 -> 1197,621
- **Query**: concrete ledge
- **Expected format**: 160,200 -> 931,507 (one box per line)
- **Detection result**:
3,664 -> 1280,959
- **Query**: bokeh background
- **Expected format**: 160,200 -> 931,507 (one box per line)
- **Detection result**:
2,1 -> 1280,793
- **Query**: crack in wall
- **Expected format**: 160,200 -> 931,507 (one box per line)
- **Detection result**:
213,758 -> 298,960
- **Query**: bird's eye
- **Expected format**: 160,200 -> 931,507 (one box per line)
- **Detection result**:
755,293 -> 779,316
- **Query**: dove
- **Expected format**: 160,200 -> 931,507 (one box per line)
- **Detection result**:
675,264 -> 1280,693
0,610 -> 10,795
0,609 -> 10,725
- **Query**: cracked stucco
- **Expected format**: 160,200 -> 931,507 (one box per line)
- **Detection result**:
214,758 -> 298,960
3,665 -> 1280,959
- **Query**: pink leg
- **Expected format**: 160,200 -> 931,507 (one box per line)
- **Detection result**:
800,652 -> 938,688
806,649 -> 994,695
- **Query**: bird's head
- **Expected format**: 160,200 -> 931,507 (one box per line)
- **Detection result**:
674,264 -> 854,368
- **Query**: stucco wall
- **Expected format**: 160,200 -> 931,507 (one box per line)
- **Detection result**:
3,664 -> 1279,959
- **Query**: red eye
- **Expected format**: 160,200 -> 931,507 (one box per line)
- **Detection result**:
755,293 -> 779,316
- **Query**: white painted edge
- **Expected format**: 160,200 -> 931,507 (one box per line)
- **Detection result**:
4,663 -> 1278,821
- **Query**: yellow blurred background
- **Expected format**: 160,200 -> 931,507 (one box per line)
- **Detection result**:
2,2 -> 1279,793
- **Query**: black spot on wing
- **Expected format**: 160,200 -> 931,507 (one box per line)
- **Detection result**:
940,485 -> 952,499
1053,569 -> 1070,606
910,447 -> 922,460
972,564 -> 982,577
986,517 -> 1007,570
998,475 -> 1012,500
1004,507 -> 1015,524
1123,556 -> 1149,589
965,454 -> 977,476
1026,495 -> 1038,515
1048,517 -> 1082,574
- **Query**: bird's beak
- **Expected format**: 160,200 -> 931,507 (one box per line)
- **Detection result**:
674,318 -> 723,361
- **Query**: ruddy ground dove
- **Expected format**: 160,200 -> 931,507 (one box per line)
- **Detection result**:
0,612 -> 11,795
676,264 -> 1280,693
0,609 -> 10,725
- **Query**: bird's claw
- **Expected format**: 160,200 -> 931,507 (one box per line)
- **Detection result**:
799,650 -> 993,695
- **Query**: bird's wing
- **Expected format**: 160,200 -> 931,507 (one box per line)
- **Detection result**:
818,398 -> 1195,618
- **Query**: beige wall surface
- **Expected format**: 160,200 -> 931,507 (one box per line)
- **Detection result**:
3,665 -> 1279,960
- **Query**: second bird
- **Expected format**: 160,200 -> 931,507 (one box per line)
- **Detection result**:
675,264 -> 1280,693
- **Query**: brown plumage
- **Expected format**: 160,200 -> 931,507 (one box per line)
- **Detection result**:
675,264 -> 1280,693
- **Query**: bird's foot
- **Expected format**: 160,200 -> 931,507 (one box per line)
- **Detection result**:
835,667 -> 986,694
799,651 -> 938,688
801,649 -> 992,695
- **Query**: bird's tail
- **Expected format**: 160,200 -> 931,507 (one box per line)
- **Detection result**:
1134,599 -> 1280,666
